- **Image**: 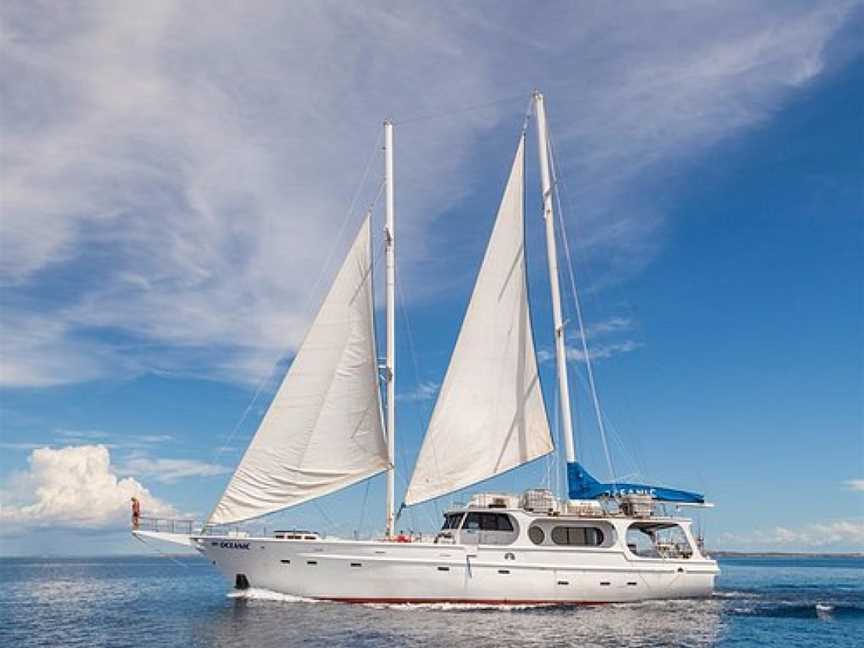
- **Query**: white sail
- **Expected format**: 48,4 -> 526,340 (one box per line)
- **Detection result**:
404,136 -> 553,506
209,216 -> 388,526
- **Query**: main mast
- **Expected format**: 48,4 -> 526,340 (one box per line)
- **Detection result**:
383,120 -> 396,537
533,92 -> 578,490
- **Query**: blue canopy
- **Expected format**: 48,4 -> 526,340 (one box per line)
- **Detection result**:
567,462 -> 704,504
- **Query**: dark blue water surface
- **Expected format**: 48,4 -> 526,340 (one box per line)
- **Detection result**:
0,555 -> 861,647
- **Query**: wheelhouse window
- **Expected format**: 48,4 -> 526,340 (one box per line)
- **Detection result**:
626,522 -> 693,559
441,513 -> 464,530
550,526 -> 605,546
464,512 -> 514,531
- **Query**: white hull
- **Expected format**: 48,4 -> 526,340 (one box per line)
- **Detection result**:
182,526 -> 717,604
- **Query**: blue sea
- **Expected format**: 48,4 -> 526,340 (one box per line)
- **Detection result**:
1,555 -> 861,647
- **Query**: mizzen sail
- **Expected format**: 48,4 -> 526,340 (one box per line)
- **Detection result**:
404,136 -> 553,506
209,216 -> 388,526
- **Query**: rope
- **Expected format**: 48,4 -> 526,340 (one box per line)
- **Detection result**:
543,377 -> 561,497
545,120 -> 617,487
132,533 -> 191,569
210,129 -> 384,468
544,136 -> 652,488
314,501 -> 336,533
395,93 -> 527,125
569,359 -> 646,484
395,276 -> 440,531
356,476 -> 372,538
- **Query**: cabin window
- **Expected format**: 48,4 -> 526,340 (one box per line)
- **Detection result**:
441,513 -> 464,530
550,526 -> 605,546
528,526 -> 545,545
626,522 -> 693,559
464,512 -> 514,532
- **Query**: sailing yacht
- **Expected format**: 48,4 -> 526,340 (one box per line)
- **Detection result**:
134,92 -> 719,604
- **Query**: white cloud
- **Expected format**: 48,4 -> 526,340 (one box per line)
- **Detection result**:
538,339 -> 642,364
0,430 -> 176,452
719,519 -> 864,550
118,456 -> 231,484
54,428 -> 110,440
397,380 -> 440,403
845,479 -> 864,492
0,313 -> 120,387
0,442 -> 45,450
566,340 -> 642,363
583,317 -> 634,340
1,1 -> 859,387
0,445 -> 176,533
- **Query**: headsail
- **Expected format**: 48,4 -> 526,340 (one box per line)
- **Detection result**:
209,216 -> 388,526
404,136 -> 553,506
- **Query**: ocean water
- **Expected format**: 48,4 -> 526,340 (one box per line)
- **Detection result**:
0,555 -> 861,647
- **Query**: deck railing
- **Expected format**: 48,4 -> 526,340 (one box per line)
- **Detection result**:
135,516 -> 198,535
134,516 -> 277,538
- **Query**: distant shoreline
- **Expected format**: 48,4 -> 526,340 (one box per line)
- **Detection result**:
2,551 -> 862,559
709,551 -> 863,558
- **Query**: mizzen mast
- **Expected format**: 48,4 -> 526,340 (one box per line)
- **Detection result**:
383,120 -> 396,537
533,91 -> 578,485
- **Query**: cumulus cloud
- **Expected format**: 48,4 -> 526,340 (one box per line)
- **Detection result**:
845,479 -> 864,491
1,1 -> 860,387
0,445 -> 176,533
719,519 -> 864,550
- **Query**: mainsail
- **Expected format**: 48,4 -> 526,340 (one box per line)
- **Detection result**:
209,216 -> 389,526
404,136 -> 553,506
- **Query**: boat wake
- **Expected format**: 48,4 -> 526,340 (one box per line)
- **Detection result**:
227,592 -> 563,611
712,590 -> 760,599
227,588 -> 318,604
365,601 -> 559,612
727,601 -> 864,620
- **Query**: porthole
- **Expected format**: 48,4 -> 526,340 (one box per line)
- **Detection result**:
528,526 -> 545,545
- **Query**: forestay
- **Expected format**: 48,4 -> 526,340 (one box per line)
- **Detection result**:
404,136 -> 553,506
209,216 -> 389,526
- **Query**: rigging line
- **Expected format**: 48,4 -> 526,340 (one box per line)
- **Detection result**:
132,534 -> 190,569
555,385 -> 564,498
394,277 -> 442,530
356,476 -> 372,538
371,234 -> 435,532
604,410 -> 645,481
520,94 -> 534,134
545,121 -> 617,487
210,129 -> 384,467
568,356 -> 645,481
314,501 -> 336,532
548,155 -> 651,487
547,154 -> 649,483
367,179 -> 386,217
394,93 -> 528,126
546,376 -> 561,497
393,69 -> 626,128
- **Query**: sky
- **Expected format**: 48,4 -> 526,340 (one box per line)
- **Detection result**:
1,1 -> 862,556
